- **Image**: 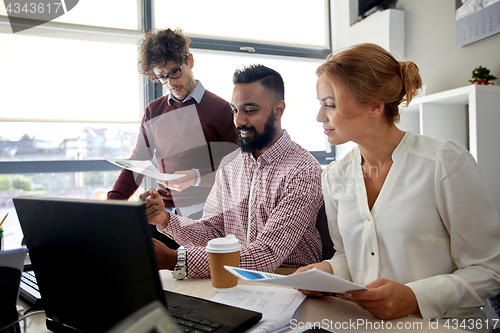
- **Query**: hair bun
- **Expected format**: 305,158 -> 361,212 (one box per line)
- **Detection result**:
399,60 -> 422,107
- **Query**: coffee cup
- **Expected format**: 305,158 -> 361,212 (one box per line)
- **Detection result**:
205,235 -> 241,292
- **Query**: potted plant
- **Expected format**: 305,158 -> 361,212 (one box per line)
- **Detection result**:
469,66 -> 497,85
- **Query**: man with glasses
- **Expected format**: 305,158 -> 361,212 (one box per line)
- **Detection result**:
108,28 -> 237,248
141,65 -> 323,279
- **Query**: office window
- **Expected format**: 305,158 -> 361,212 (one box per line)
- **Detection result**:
0,33 -> 142,123
0,29 -> 144,249
152,1 -> 332,152
0,122 -> 139,161
0,171 -> 120,197
0,32 -> 143,160
0,0 -> 139,30
155,0 -> 329,48
0,1 -> 144,249
190,49 -> 327,152
154,0 -> 331,59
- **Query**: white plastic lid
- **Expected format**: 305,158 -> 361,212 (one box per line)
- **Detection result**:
205,235 -> 241,253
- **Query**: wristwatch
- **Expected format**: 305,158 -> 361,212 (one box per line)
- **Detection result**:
172,246 -> 187,280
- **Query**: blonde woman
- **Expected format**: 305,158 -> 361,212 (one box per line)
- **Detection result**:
297,43 -> 500,328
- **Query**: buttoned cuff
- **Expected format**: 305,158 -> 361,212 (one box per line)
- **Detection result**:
406,275 -> 460,320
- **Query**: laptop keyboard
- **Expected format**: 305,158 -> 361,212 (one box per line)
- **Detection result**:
170,313 -> 223,333
20,270 -> 42,302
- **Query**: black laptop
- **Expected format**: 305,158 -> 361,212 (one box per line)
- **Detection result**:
13,196 -> 261,333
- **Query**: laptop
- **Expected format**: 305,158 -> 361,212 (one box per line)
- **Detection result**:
13,196 -> 261,333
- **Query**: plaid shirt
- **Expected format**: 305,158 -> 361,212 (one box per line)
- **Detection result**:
159,131 -> 323,278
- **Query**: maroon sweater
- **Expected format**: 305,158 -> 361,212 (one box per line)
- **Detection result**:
107,89 -> 238,208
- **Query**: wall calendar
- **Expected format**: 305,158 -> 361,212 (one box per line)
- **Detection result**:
455,0 -> 500,46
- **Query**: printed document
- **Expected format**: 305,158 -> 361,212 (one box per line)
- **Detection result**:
105,157 -> 184,181
211,285 -> 306,333
225,266 -> 366,294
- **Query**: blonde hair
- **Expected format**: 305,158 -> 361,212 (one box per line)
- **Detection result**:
316,43 -> 422,123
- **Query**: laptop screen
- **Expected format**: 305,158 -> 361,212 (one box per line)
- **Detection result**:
13,197 -> 166,333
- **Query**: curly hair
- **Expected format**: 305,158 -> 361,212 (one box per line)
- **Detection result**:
316,43 -> 422,123
138,28 -> 191,80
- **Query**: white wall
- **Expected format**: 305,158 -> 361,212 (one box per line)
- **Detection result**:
396,0 -> 500,95
329,2 -> 407,159
331,0 -> 500,95
331,4 -> 405,58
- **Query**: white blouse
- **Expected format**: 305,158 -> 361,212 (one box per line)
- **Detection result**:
323,131 -> 500,321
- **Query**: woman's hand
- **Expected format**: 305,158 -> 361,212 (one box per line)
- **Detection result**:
338,278 -> 420,320
295,261 -> 334,297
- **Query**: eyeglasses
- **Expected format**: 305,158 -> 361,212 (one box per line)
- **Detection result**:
153,63 -> 183,85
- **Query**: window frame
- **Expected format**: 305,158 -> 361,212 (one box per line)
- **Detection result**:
188,33 -> 333,60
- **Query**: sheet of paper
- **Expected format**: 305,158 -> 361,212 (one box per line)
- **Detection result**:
105,157 -> 184,181
0,248 -> 28,300
0,248 -> 27,271
225,266 -> 366,294
211,285 -> 306,333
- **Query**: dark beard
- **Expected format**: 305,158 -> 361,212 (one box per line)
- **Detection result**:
236,111 -> 277,153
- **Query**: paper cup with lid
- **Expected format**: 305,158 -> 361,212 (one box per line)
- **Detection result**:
205,235 -> 241,292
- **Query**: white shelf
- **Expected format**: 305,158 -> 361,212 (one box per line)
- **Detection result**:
399,84 -> 500,213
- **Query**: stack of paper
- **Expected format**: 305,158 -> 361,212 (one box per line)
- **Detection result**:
224,266 -> 366,293
211,285 -> 306,333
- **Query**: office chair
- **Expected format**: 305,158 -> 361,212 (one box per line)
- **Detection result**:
0,267 -> 21,333
315,203 -> 335,260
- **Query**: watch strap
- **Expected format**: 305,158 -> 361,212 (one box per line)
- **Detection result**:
172,246 -> 187,279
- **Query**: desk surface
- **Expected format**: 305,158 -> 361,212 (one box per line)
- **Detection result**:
19,270 -> 465,333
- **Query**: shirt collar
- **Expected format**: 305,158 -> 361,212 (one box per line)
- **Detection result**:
353,131 -> 410,164
167,80 -> 205,105
244,130 -> 293,165
391,131 -> 410,161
